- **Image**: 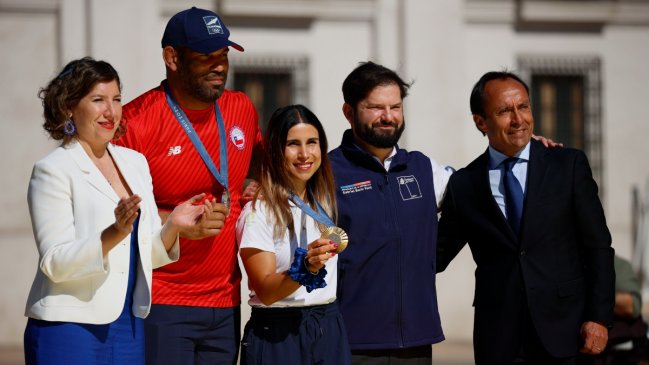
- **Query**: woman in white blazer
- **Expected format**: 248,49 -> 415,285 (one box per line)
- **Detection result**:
23,57 -> 211,365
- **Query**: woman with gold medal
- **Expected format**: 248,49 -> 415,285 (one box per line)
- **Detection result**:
235,104 -> 351,364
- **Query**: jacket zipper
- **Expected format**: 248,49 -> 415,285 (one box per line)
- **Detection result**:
384,171 -> 405,348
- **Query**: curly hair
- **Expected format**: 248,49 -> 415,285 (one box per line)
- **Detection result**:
39,57 -> 124,144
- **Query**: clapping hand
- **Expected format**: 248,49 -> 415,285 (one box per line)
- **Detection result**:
168,193 -> 230,240
113,194 -> 142,235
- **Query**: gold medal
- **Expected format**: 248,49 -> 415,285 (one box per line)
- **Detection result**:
321,226 -> 348,253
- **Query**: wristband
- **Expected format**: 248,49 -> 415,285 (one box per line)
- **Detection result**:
287,247 -> 327,292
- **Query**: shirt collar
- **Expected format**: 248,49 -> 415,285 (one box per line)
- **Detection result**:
352,142 -> 398,169
488,142 -> 530,169
381,147 -> 398,166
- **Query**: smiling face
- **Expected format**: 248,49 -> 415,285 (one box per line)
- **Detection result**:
284,122 -> 322,196
473,78 -> 534,156
346,83 -> 405,149
176,46 -> 229,105
70,80 -> 122,151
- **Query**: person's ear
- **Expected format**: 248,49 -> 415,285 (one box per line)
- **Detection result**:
473,114 -> 488,136
342,103 -> 353,126
163,46 -> 179,71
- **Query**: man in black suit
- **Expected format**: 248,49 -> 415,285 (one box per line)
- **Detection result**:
436,71 -> 615,365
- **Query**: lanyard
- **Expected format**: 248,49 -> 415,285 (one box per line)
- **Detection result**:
289,210 -> 308,253
288,193 -> 339,257
163,82 -> 228,193
288,192 -> 335,227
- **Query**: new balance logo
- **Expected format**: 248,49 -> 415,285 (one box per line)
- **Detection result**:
168,146 -> 182,156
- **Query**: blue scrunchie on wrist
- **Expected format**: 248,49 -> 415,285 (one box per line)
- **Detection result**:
287,247 -> 327,292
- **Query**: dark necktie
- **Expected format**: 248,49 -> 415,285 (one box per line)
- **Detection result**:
503,157 -> 524,234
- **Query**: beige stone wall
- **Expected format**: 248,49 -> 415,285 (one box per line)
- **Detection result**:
0,2 -> 60,345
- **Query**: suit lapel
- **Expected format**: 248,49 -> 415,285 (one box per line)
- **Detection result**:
472,150 -> 519,246
67,141 -> 119,203
107,144 -> 142,197
521,140 -> 550,238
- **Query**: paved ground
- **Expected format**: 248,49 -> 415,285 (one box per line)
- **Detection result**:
434,340 -> 474,365
0,347 -> 21,365
1,341 -> 475,365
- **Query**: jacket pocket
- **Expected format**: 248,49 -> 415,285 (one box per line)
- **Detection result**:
40,278 -> 94,307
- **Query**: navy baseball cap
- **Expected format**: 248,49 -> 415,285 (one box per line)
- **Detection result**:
161,7 -> 244,53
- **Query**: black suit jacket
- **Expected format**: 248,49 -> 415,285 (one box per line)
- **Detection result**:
437,140 -> 614,363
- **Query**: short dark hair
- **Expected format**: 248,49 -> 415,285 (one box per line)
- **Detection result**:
469,71 -> 530,117
342,61 -> 411,108
39,57 -> 123,144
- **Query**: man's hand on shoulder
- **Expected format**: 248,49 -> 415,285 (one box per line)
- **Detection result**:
532,134 -> 563,148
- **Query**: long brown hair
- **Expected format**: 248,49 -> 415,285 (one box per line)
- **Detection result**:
254,104 -> 337,239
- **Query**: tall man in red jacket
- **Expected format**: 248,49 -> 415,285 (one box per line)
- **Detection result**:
117,7 -> 260,365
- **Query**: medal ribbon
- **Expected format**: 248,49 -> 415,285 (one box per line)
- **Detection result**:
289,211 -> 308,253
288,192 -> 334,258
163,82 -> 229,194
288,192 -> 335,227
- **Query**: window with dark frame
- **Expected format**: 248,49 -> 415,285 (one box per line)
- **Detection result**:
531,74 -> 586,150
228,56 -> 309,134
233,71 -> 292,134
518,56 -> 603,198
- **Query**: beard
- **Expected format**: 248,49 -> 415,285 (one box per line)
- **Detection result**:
177,58 -> 226,104
352,112 -> 405,149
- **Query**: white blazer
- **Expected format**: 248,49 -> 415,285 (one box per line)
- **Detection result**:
24,141 -> 179,324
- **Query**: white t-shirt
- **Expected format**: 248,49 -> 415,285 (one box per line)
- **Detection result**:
236,200 -> 338,308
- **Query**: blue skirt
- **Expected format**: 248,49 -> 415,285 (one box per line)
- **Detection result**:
24,217 -> 143,365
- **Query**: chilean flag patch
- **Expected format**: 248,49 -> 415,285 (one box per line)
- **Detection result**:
229,126 -> 245,150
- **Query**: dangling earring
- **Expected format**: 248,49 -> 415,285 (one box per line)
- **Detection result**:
63,118 -> 76,136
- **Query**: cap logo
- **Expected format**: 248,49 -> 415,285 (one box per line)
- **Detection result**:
203,16 -> 224,35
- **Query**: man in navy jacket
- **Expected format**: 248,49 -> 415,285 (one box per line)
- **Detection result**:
330,61 -> 452,364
